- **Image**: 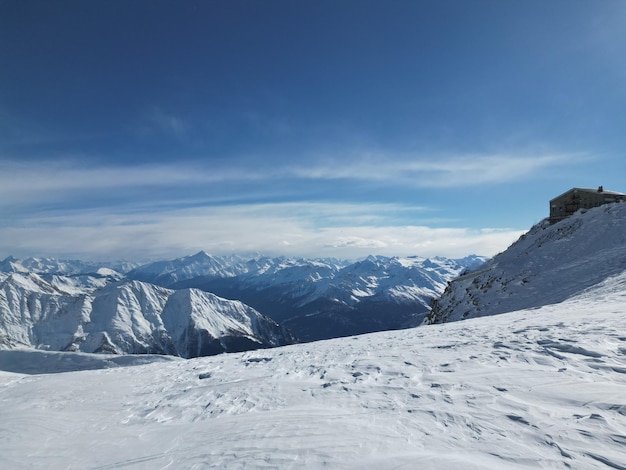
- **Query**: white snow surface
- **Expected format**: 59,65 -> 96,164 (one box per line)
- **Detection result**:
1,274 -> 625,469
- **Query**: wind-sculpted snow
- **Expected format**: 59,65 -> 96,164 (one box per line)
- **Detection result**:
0,274 -> 294,357
429,203 -> 626,324
1,280 -> 625,469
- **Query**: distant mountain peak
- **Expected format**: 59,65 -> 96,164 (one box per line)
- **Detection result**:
188,250 -> 212,260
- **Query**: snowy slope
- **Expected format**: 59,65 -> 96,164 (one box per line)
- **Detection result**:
428,203 -> 626,324
1,274 -> 625,469
0,274 -> 294,357
161,288 -> 296,357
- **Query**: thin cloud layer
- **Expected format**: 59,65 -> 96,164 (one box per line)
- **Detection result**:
289,153 -> 583,187
0,151 -> 580,203
0,154 -> 563,259
1,201 -> 523,260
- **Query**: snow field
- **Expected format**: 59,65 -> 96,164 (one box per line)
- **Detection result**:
1,277 -> 625,469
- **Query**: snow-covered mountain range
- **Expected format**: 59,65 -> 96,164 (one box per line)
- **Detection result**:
5,201 -> 625,360
159,253 -> 486,341
0,255 -> 139,275
1,253 -> 486,352
0,272 -> 294,357
427,202 -> 626,324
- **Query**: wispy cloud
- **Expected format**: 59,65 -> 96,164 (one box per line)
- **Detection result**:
147,107 -> 187,137
0,151 -> 568,260
0,201 -> 522,261
0,151 -> 583,203
0,159 -> 267,205
127,107 -> 189,141
289,152 -> 586,187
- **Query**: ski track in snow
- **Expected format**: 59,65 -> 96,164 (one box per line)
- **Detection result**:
1,283 -> 626,470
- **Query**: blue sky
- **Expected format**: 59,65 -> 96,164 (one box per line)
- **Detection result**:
2,0 -> 625,261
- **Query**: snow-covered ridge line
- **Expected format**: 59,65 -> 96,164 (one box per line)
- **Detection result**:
0,255 -> 139,275
428,203 -> 626,324
0,273 -> 294,357
2,252 -> 487,287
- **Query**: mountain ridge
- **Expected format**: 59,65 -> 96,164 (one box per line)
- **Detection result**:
0,273 -> 294,357
2,253 -> 487,345
427,203 -> 626,324
167,254 -> 486,341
